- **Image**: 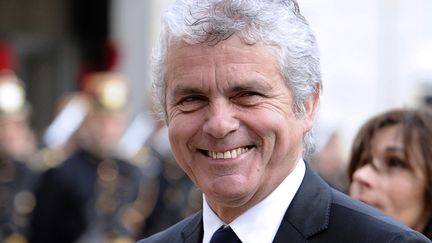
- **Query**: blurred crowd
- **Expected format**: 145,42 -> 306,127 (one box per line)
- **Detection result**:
0,51 -> 201,242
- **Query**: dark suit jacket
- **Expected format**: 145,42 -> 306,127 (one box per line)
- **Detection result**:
138,164 -> 431,243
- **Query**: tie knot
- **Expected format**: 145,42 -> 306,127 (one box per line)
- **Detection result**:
209,226 -> 242,243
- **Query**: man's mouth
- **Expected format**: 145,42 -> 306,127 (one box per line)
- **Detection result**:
198,146 -> 255,159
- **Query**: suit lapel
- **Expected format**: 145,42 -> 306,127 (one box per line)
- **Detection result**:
273,163 -> 332,242
178,165 -> 332,243
180,211 -> 204,243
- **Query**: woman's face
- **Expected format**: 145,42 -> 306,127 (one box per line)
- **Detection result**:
349,124 -> 428,231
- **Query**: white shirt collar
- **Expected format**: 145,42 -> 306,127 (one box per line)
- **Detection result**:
202,158 -> 306,243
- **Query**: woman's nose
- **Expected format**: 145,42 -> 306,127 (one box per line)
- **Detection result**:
350,164 -> 378,194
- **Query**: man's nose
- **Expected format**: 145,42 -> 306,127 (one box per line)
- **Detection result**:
202,100 -> 239,139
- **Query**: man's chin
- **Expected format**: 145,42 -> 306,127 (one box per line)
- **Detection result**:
207,184 -> 253,206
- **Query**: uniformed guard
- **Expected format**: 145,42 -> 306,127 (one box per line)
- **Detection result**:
0,71 -> 38,243
29,72 -> 144,243
136,124 -> 202,238
117,103 -> 202,238
28,92 -> 92,172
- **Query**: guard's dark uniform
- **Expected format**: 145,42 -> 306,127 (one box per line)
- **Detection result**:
0,158 -> 37,242
138,146 -> 201,238
0,64 -> 39,243
29,148 -> 142,243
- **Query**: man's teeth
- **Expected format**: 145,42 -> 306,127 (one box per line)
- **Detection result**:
208,147 -> 249,159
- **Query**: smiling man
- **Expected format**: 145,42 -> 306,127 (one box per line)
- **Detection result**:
165,37 -> 310,225
138,0 -> 431,242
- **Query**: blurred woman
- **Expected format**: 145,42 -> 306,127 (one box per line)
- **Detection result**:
348,108 -> 432,239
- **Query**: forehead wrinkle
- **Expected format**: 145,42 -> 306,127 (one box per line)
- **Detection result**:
167,38 -> 281,101
223,62 -> 282,93
166,58 -> 209,100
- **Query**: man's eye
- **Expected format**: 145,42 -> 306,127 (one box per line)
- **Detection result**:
232,91 -> 264,106
180,95 -> 204,103
177,95 -> 207,111
238,91 -> 261,97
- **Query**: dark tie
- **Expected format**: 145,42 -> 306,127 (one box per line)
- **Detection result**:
209,226 -> 242,243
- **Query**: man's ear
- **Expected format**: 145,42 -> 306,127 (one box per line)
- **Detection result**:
303,84 -> 321,133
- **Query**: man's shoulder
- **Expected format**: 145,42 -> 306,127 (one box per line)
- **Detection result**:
291,165 -> 430,242
328,189 -> 430,242
330,188 -> 406,228
137,211 -> 203,243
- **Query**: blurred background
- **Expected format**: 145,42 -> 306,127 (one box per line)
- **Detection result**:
0,0 -> 431,241
301,0 -> 432,158
1,0 -> 431,158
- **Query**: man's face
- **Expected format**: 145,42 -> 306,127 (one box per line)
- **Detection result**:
0,118 -> 35,160
165,36 -> 316,215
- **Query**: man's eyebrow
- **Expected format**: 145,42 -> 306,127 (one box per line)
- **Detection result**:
170,85 -> 204,98
170,80 -> 273,98
230,80 -> 273,92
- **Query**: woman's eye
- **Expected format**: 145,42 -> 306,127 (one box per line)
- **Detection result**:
386,157 -> 407,169
359,157 -> 371,167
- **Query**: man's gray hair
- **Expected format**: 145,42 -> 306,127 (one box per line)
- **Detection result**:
152,0 -> 322,155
